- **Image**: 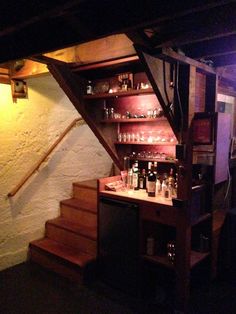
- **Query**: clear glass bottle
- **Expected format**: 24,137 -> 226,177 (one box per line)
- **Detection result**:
132,161 -> 139,190
156,175 -> 162,195
86,80 -> 93,94
146,162 -> 152,192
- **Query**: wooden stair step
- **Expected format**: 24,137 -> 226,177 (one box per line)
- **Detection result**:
60,198 -> 97,226
29,238 -> 96,283
30,238 -> 95,267
61,198 -> 97,214
47,217 -> 97,240
73,179 -> 98,190
46,220 -> 97,255
72,180 -> 97,211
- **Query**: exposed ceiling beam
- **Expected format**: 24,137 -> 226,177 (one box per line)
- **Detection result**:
0,0 -> 233,63
150,2 -> 236,47
211,53 -> 236,67
182,34 -> 236,59
0,0 -> 86,37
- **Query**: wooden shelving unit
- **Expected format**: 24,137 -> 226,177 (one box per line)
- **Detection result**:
142,250 -> 210,269
129,157 -> 177,163
114,141 -> 176,145
101,117 -> 165,123
84,88 -> 153,99
48,51 -> 218,313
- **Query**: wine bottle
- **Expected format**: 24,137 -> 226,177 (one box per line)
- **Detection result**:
132,160 -> 139,190
146,162 -> 152,192
148,164 -> 156,197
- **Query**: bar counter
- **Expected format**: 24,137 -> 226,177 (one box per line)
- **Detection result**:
100,188 -> 173,206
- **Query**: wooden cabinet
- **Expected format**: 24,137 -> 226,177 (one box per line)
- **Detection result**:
80,64 -> 177,171
48,50 -> 220,313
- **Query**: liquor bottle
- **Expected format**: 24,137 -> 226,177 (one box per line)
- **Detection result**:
153,161 -> 158,176
147,164 -> 156,197
156,175 -> 162,195
139,169 -> 146,189
132,161 -> 139,190
127,168 -> 133,190
102,101 -> 109,120
168,168 -> 175,198
161,174 -> 168,198
146,162 -> 152,192
86,80 -> 93,94
168,168 -> 175,187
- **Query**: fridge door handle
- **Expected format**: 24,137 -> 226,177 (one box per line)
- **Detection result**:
100,197 -> 138,209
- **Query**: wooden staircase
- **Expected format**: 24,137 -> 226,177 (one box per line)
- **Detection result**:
29,179 -> 98,284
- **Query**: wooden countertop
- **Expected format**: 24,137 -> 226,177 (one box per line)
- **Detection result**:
100,189 -> 173,206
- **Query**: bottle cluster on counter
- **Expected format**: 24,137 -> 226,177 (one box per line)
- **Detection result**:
125,159 -> 177,199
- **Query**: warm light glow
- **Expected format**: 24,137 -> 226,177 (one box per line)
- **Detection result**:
0,83 -> 28,131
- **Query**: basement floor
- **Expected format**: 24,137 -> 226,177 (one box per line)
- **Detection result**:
0,262 -> 236,314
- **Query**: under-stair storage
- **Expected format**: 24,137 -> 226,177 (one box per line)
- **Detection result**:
29,179 -> 98,284
47,50 -> 231,313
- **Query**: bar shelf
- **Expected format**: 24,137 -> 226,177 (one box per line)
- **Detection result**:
84,88 -> 154,99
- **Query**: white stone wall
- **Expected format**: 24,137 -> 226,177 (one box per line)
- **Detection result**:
0,74 -> 112,270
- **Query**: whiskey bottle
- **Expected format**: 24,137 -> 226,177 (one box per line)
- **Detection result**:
139,169 -> 146,189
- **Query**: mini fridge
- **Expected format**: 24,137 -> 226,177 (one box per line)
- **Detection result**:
98,196 -> 140,293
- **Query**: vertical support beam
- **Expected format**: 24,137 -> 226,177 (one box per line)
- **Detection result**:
174,65 -> 196,313
205,73 -> 218,112
176,65 -> 195,203
175,213 -> 191,313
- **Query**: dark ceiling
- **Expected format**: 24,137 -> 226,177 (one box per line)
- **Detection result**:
1,0 -> 236,67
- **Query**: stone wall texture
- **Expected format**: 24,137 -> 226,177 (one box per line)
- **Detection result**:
0,75 -> 112,270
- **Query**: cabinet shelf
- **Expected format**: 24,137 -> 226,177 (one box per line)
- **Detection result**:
191,213 -> 211,226
129,157 -> 177,163
115,141 -> 176,146
84,88 -> 154,99
142,250 -> 210,270
101,117 -> 166,123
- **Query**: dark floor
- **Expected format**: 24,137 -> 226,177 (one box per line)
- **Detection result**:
0,262 -> 236,314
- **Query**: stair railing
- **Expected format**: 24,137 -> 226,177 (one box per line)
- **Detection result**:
8,117 -> 84,197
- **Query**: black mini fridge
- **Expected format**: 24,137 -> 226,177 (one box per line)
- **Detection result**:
98,196 -> 140,294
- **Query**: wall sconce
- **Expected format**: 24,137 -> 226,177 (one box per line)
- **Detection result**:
11,79 -> 28,100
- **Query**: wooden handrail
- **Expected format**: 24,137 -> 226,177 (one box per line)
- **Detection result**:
8,117 -> 84,197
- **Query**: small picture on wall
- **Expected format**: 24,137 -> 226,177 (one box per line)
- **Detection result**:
11,79 -> 28,99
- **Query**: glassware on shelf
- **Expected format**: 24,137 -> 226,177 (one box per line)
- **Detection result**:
140,151 -> 145,158
130,151 -> 136,158
131,133 -> 136,142
146,151 -> 153,159
114,113 -> 121,119
127,133 -> 131,142
109,107 -> 114,119
147,108 -> 153,118
147,131 -> 153,143
167,241 -> 176,264
118,133 -> 122,142
123,133 -> 127,142
155,130 -> 162,142
160,152 -> 166,160
136,132 -> 140,142
140,131 -> 145,142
